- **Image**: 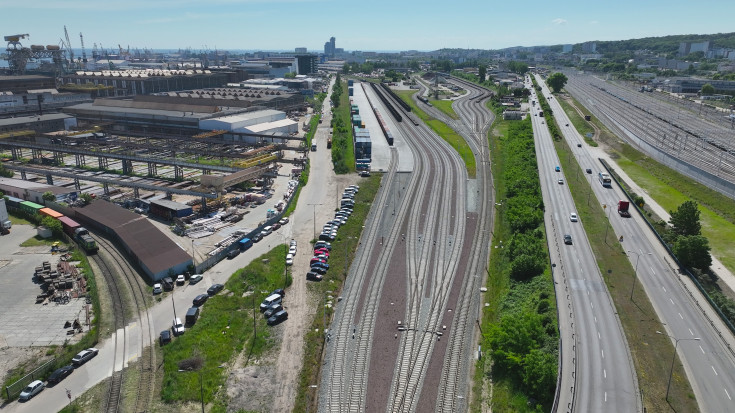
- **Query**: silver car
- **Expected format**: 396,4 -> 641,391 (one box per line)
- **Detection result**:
19,380 -> 45,401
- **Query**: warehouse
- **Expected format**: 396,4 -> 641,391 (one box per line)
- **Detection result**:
0,177 -> 78,204
69,200 -> 192,281
149,199 -> 193,221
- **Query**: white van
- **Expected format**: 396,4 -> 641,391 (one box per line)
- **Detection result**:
260,294 -> 283,312
262,226 -> 273,235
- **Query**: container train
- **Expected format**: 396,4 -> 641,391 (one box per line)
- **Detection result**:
3,197 -> 98,253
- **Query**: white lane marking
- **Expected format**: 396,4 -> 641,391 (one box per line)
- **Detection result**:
679,313 -> 683,319
598,331 -> 601,340
712,366 -> 718,376
670,298 -> 675,305
689,328 -> 694,336
590,301 -> 594,310
650,267 -> 656,275
595,316 -> 598,323
725,388 -> 731,400
601,349 -> 605,359
662,286 -> 667,293
700,345 -> 705,354
604,369 -> 607,379
605,392 -> 607,402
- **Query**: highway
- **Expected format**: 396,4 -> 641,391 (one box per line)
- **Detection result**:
528,79 -> 640,413
318,79 -> 493,412
537,73 -> 735,412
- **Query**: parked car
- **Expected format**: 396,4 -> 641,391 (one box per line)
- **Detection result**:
159,329 -> 172,346
189,274 -> 203,285
176,274 -> 186,285
311,261 -> 329,271
207,283 -> 224,296
47,365 -> 74,384
267,310 -> 288,326
288,246 -> 297,255
360,170 -> 371,177
272,288 -> 286,298
18,380 -> 44,401
252,233 -> 263,243
72,348 -> 99,366
272,223 -> 281,231
227,249 -> 240,259
286,254 -> 294,266
310,265 -> 327,275
263,303 -> 283,318
289,239 -> 297,248
279,217 -> 289,225
152,283 -> 163,295
306,271 -> 323,281
193,294 -> 209,307
314,241 -> 331,250
172,318 -> 185,336
162,277 -> 174,291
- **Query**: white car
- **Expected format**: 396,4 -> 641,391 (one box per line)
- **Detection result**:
286,253 -> 294,266
289,246 -> 297,255
72,348 -> 99,366
152,283 -> 162,295
173,318 -> 185,336
570,212 -> 578,222
558,179 -> 564,185
19,380 -> 44,401
176,274 -> 185,285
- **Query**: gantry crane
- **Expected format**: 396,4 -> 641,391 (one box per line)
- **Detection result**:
79,32 -> 87,70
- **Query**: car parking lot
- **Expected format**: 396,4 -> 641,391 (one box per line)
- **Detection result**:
0,225 -> 89,347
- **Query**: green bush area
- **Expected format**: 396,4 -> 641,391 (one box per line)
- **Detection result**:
160,246 -> 290,405
477,118 -> 557,412
330,75 -> 354,174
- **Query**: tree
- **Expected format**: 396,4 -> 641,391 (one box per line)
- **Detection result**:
669,200 -> 701,237
701,83 -> 715,96
41,215 -> 62,235
673,235 -> 712,270
478,65 -> 487,82
42,191 -> 56,202
80,193 -> 93,205
0,163 -> 13,178
284,72 -> 296,79
546,72 -> 568,93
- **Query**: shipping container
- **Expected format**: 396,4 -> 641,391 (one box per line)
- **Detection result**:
40,208 -> 64,220
239,237 -> 253,251
4,196 -> 24,209
19,201 -> 44,215
58,216 -> 82,237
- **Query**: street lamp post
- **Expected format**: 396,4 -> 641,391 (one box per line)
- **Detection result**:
628,250 -> 652,300
178,368 -> 205,413
657,331 -> 700,402
307,203 -> 323,240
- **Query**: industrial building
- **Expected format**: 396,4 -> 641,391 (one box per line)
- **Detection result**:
0,88 -> 93,117
0,177 -> 78,204
199,109 -> 298,142
144,86 -> 306,111
0,113 -> 77,135
662,78 -> 735,94
67,200 -> 193,281
0,75 -> 56,94
149,199 -> 193,221
59,69 -> 231,97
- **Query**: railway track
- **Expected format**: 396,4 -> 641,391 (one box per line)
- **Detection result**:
563,73 -> 735,195
91,235 -> 155,413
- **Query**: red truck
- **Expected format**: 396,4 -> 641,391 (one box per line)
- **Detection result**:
618,200 -> 631,218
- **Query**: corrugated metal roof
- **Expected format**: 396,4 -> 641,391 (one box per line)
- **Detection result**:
150,198 -> 192,212
73,200 -> 191,278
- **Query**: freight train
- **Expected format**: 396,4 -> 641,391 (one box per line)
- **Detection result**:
3,197 -> 98,253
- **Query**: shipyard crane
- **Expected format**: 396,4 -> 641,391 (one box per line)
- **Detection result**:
63,26 -> 74,69
79,32 -> 87,70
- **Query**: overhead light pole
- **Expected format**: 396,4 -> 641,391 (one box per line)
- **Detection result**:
628,250 -> 652,300
657,331 -> 700,402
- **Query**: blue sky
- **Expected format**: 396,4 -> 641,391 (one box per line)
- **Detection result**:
2,0 -> 734,52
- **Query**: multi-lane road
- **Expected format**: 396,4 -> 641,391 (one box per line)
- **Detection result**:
528,79 -> 640,413
537,73 -> 735,412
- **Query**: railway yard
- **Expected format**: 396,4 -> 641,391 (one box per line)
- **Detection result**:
3,65 -> 735,413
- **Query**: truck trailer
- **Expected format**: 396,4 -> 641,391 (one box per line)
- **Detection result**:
617,200 -> 631,218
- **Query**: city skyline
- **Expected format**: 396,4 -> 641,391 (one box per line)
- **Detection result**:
2,0 -> 735,53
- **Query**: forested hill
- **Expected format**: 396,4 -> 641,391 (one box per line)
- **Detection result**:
585,32 -> 735,54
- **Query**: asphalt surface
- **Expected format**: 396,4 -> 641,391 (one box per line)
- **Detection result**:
538,74 -> 735,412
528,80 -> 640,413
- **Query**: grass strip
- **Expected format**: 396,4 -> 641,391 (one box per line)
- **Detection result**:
429,98 -> 460,119
555,137 -> 699,412
395,89 -> 476,178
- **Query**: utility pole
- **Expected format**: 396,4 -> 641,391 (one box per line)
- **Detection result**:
307,203 -> 323,240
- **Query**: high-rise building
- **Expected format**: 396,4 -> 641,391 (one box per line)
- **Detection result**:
324,37 -> 336,57
295,54 -> 318,75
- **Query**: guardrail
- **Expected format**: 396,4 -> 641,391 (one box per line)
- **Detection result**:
599,158 -> 735,353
